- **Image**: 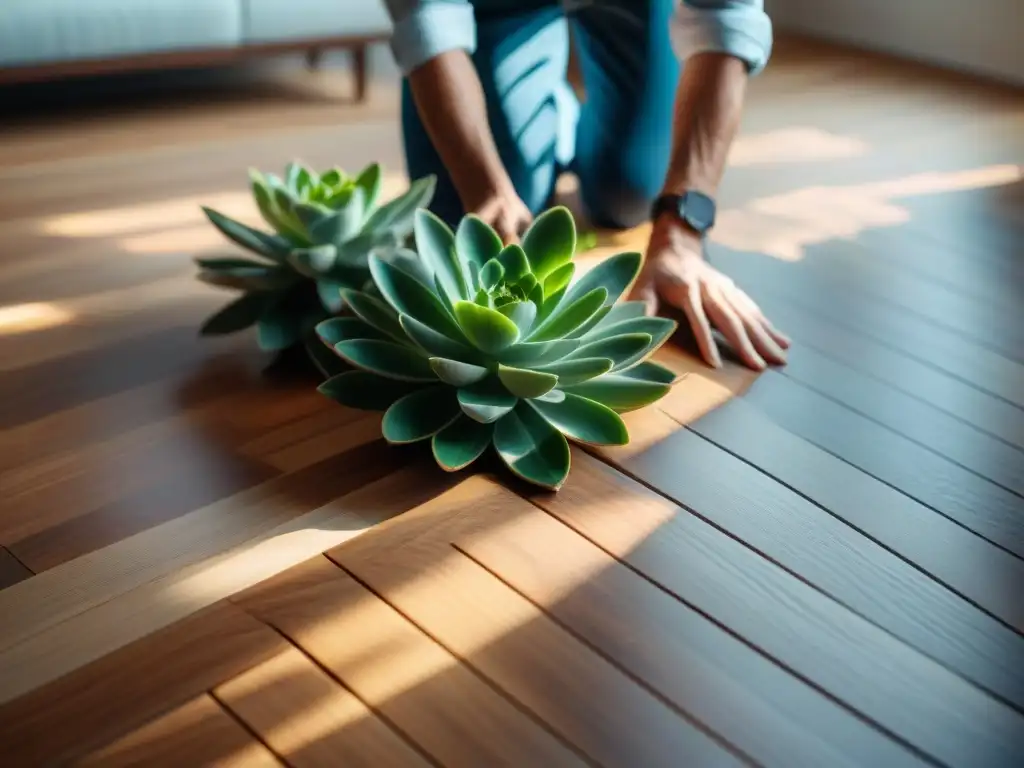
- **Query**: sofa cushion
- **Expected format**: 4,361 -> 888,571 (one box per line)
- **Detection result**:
242,0 -> 391,44
0,0 -> 241,68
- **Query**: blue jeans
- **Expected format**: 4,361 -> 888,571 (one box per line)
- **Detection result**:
400,0 -> 680,231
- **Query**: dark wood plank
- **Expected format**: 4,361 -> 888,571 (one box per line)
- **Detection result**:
548,444 -> 1023,768
330,480 -> 745,768
9,443 -> 275,572
683,395 -> 1024,633
730,284 -> 1024,451
771,342 -> 1024,496
714,245 -> 1024,407
456,494 -> 927,768
0,548 -> 32,590
614,410 -> 1024,711
0,602 -> 289,766
735,372 -> 1024,558
78,694 -> 283,767
234,555 -> 589,768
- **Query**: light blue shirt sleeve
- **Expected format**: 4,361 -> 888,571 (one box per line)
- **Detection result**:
380,0 -> 477,75
671,1 -> 774,75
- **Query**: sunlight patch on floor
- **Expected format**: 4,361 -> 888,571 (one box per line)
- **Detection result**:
0,302 -> 74,335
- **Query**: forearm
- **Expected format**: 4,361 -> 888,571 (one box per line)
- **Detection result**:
660,52 -> 747,198
407,51 -> 513,208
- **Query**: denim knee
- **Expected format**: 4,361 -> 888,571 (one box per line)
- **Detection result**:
578,174 -> 659,231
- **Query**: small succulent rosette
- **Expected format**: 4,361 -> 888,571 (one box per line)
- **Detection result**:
195,160 -> 435,369
315,205 -> 680,491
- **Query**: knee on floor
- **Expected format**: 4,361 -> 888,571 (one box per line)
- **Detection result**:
577,172 -> 659,231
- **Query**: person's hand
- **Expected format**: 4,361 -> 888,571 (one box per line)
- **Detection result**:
466,188 -> 533,244
629,216 -> 790,370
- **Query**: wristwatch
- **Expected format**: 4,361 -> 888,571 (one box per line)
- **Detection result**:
650,190 -> 717,238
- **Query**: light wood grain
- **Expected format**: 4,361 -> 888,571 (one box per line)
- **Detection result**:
216,644 -> 430,767
78,695 -> 282,767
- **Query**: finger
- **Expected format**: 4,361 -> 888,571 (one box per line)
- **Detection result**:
495,215 -> 519,245
739,311 -> 788,366
704,285 -> 766,370
732,291 -> 791,349
627,271 -> 659,316
663,278 -> 720,368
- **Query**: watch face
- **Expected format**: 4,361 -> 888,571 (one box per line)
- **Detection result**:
680,191 -> 716,231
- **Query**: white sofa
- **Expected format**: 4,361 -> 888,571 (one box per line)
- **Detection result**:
0,0 -> 393,98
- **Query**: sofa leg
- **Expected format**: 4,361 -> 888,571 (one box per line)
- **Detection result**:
352,44 -> 368,102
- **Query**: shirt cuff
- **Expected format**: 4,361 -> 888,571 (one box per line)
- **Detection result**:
387,2 -> 478,75
670,2 -> 774,76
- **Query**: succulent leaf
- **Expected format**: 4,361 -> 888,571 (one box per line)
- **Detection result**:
197,265 -> 294,292
493,402 -> 571,491
543,262 -> 575,296
400,314 -> 480,361
562,373 -> 672,412
453,300 -> 521,354
363,175 -> 436,236
620,360 -> 679,384
288,245 -> 338,277
316,279 -> 346,314
457,378 -> 518,423
567,332 -> 653,369
479,259 -> 505,292
339,289 -> 408,343
498,339 -> 580,367
530,392 -> 629,446
501,300 -> 537,337
429,357 -> 490,387
528,286 -> 608,342
432,416 -> 495,471
455,215 -> 503,271
521,206 -> 576,281
584,301 -> 647,334
257,308 -> 305,352
199,292 -> 276,336
354,163 -> 383,212
383,386 -> 461,444
497,364 -> 559,399
316,317 -> 390,346
333,339 -> 437,382
561,251 -> 643,308
318,370 -> 419,411
496,244 -> 530,283
414,209 -> 468,301
369,254 -> 465,340
201,207 -> 292,262
532,356 -> 613,386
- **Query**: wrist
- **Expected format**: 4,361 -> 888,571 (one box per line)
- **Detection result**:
650,212 -> 706,259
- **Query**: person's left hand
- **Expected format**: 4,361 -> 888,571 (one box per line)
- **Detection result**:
628,216 -> 790,371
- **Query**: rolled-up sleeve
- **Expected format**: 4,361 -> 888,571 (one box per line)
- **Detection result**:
670,1 -> 773,75
381,0 -> 478,75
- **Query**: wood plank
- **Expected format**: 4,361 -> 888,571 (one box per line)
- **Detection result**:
684,395 -> 1024,633
714,247 -> 1024,408
0,602 -> 288,766
737,373 -> 1024,558
455,495 -> 926,767
768,342 -> 1024,497
0,459 -> 453,707
0,439 -> 396,657
215,644 -> 431,768
330,478 -> 747,768
0,547 -> 32,590
233,556 -> 587,768
541,446 -> 1023,767
617,404 -> 1024,710
78,695 -> 282,767
731,287 -> 1024,450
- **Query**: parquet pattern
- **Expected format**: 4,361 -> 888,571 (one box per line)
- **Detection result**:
0,36 -> 1022,767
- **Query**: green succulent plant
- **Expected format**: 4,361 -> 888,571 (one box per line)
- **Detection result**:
195,160 -> 436,371
314,205 -> 680,491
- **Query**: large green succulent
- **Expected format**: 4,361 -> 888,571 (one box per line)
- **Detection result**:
195,160 -> 435,370
314,205 -> 680,490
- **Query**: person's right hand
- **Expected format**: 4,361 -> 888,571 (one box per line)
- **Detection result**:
468,190 -> 533,244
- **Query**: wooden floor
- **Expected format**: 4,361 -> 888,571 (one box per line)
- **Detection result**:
0,37 -> 1022,767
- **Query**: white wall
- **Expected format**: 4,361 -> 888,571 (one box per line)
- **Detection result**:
766,0 -> 1024,86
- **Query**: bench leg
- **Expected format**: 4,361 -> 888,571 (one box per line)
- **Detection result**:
352,44 -> 368,102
